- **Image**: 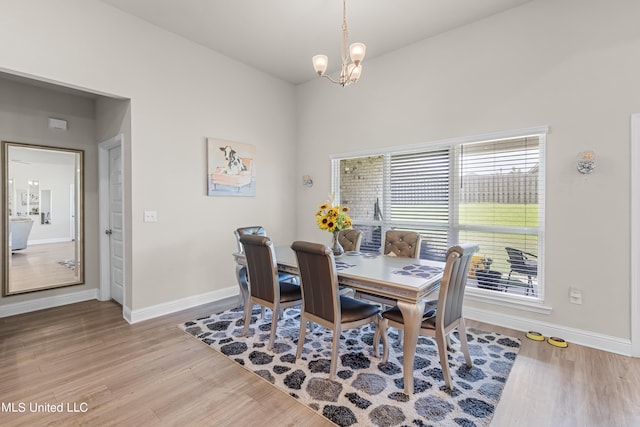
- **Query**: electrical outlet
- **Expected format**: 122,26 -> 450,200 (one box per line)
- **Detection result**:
143,210 -> 157,223
569,287 -> 582,304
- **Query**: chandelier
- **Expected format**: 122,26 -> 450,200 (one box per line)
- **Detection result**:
312,0 -> 366,86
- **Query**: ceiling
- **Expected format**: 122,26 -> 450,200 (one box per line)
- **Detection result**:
98,0 -> 532,85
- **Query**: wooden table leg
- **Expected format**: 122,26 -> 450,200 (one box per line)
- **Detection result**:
397,299 -> 426,395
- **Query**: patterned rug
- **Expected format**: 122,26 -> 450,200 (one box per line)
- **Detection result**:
180,306 -> 520,427
58,259 -> 76,270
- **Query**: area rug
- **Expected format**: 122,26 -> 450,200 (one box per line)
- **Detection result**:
58,259 -> 76,270
180,306 -> 520,427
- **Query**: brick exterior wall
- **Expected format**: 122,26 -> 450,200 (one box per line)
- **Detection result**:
339,156 -> 383,221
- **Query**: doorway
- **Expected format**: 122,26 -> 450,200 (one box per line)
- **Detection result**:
99,135 -> 125,307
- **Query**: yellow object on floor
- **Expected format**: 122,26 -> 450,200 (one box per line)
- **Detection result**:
547,337 -> 568,348
526,331 -> 545,341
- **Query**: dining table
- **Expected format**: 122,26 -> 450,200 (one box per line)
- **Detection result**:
233,246 -> 445,395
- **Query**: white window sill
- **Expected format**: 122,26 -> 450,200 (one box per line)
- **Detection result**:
465,288 -> 553,315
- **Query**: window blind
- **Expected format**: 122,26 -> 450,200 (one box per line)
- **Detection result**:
388,149 -> 451,260
455,137 -> 543,298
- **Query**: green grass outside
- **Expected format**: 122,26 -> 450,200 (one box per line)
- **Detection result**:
459,203 -> 539,228
388,201 -> 540,274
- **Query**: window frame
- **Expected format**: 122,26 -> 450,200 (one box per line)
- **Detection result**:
331,126 -> 550,312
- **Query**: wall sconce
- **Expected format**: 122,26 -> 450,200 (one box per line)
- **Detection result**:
302,174 -> 313,187
577,151 -> 595,174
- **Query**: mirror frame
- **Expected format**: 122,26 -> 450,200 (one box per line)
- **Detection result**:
2,141 -> 84,296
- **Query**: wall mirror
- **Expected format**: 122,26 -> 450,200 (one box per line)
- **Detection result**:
2,141 -> 84,295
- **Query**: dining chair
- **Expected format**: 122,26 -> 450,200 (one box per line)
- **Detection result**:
240,234 -> 303,351
234,226 -> 299,310
291,240 -> 387,378
355,230 -> 422,308
338,229 -> 362,252
383,230 -> 422,258
379,243 -> 479,391
505,247 -> 538,296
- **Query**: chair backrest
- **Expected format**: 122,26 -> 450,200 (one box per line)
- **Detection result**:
338,229 -> 362,252
234,226 -> 267,253
384,230 -> 422,258
505,246 -> 537,277
436,243 -> 478,329
291,241 -> 340,323
239,234 -> 279,303
505,247 -> 526,265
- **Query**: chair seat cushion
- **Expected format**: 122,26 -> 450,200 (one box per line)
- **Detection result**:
278,272 -> 298,283
382,301 -> 438,329
279,282 -> 302,303
339,296 -> 380,323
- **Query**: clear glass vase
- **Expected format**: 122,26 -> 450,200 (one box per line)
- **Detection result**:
331,231 -> 344,256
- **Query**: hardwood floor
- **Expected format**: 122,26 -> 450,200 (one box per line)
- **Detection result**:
8,242 -> 78,293
0,299 -> 639,426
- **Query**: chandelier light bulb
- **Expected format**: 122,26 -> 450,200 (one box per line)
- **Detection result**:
312,55 -> 328,76
349,43 -> 366,65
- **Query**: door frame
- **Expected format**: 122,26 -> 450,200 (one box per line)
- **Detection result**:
98,134 -> 126,308
631,113 -> 640,357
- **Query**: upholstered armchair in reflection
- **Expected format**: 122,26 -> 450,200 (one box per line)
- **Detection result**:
9,217 -> 34,252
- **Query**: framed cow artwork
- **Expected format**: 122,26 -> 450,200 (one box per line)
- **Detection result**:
206,138 -> 256,197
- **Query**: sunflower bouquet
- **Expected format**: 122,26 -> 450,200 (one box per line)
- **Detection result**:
315,196 -> 352,233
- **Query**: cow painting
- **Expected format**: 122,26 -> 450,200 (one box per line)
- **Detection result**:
219,145 -> 247,175
207,138 -> 256,196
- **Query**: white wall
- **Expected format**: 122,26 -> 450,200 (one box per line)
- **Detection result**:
296,0 -> 640,342
0,0 -> 297,316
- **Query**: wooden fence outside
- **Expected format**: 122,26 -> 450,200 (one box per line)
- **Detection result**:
461,171 -> 539,204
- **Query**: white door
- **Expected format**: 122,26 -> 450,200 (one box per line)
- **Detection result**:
108,145 -> 125,305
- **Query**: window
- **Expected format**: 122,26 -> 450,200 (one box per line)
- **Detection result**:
332,128 -> 546,301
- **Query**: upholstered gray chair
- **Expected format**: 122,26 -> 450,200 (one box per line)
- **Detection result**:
338,229 -> 362,252
291,240 -> 387,378
383,230 -> 422,258
379,243 -> 479,391
240,234 -> 303,350
234,226 -> 299,310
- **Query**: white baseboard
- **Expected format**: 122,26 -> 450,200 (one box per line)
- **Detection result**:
464,305 -> 633,357
2,285 -> 630,357
29,237 -> 72,245
0,288 -> 99,318
127,286 -> 239,324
